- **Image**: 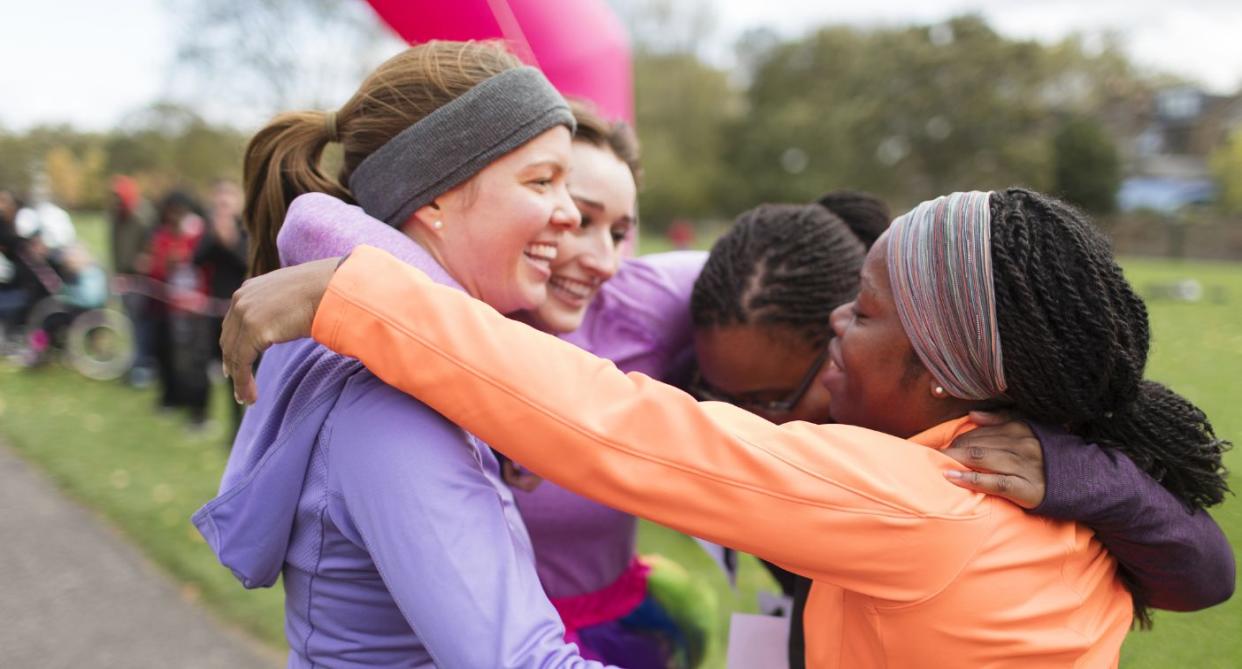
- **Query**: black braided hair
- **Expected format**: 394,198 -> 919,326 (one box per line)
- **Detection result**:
816,190 -> 892,250
987,187 -> 1230,626
690,200 -> 870,347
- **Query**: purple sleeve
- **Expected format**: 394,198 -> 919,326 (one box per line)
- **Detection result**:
1031,423 -> 1235,611
567,251 -> 706,379
618,251 -> 707,334
278,192 -> 458,286
327,374 -> 606,668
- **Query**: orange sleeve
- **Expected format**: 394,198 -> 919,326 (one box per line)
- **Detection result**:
312,246 -> 995,603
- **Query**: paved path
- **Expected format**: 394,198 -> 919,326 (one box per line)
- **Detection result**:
0,443 -> 280,669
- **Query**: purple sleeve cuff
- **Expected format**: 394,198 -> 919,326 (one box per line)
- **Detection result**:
1031,422 -> 1127,520
1030,422 -> 1235,611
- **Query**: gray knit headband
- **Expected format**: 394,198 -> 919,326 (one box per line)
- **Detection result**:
349,67 -> 575,227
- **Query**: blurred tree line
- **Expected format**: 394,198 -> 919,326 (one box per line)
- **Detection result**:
1211,128 -> 1242,215
630,13 -> 1144,228
0,103 -> 246,209
3,9 -> 1213,228
0,0 -> 394,211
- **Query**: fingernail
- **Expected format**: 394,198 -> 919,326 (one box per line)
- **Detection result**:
221,362 -> 229,379
943,470 -> 963,480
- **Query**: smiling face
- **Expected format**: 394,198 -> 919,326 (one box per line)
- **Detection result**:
821,233 -> 962,438
413,126 -> 580,314
824,233 -> 978,436
525,140 -> 637,334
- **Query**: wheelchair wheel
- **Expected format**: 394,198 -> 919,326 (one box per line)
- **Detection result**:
24,296 -> 75,350
64,308 -> 137,381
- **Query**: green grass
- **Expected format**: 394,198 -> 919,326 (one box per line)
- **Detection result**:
1,211 -> 286,644
1114,258 -> 1242,669
1,214 -> 1239,666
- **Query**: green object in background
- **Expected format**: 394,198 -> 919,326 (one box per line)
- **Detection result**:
643,552 -> 719,667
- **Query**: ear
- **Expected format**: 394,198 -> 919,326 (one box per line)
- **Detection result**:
402,201 -> 443,237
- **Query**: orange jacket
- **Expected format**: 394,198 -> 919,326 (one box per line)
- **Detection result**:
312,247 -> 1132,668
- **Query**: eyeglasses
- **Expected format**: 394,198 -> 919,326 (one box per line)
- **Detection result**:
688,347 -> 829,414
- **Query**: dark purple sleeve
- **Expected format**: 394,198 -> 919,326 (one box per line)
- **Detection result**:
1031,423 -> 1235,611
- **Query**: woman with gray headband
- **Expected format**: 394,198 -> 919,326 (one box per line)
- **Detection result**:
217,188 -> 1230,667
268,100 -> 714,668
192,41 -> 608,668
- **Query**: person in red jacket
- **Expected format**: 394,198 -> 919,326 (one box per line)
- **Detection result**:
142,191 -> 211,428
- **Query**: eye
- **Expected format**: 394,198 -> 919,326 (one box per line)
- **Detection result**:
528,171 -> 558,190
610,225 -> 630,245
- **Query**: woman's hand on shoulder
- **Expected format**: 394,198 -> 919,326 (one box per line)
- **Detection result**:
942,411 -> 1046,509
221,256 -> 342,404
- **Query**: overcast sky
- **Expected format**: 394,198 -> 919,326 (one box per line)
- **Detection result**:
2,0 -> 1240,131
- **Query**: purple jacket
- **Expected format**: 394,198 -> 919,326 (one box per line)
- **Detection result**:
193,226 -> 606,666
272,192 -> 1235,613
278,193 -> 706,599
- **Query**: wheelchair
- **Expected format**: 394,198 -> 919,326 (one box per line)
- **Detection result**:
20,265 -> 137,381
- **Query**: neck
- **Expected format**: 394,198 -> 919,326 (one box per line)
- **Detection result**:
509,309 -> 558,335
890,399 -> 981,440
404,223 -> 477,297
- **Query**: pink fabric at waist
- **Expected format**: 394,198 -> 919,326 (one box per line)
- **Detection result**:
551,557 -> 650,645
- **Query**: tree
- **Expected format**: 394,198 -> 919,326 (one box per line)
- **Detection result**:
632,51 -> 738,230
614,0 -> 718,58
168,0 -> 402,127
0,124 -> 109,206
1210,127 -> 1242,215
1051,116 -> 1120,215
44,146 -> 85,208
105,103 -> 247,197
632,15 -> 1156,220
0,129 -> 39,195
723,16 -> 1082,212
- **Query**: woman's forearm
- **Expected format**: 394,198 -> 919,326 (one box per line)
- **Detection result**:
1034,427 -> 1235,610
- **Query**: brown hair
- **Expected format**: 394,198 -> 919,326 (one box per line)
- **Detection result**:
242,41 -> 523,276
568,99 -> 643,188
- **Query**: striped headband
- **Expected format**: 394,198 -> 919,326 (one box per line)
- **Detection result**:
886,191 -> 1007,400
349,67 -> 575,228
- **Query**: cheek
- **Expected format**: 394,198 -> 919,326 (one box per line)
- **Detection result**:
503,189 -> 554,231
836,335 -> 890,411
462,199 -> 545,260
551,230 -> 591,272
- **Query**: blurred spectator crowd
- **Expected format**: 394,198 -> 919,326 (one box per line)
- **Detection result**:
0,177 -> 248,436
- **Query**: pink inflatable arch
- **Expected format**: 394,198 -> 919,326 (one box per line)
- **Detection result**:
365,0 -> 634,125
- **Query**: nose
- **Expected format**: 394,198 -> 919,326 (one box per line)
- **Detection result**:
830,302 -> 852,338
550,184 -> 581,232
579,228 -> 620,280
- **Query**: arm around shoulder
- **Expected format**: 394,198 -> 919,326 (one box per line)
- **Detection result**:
1033,425 -> 1235,610
314,247 -> 995,603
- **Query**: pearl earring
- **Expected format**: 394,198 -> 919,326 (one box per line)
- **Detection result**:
432,220 -> 443,230
932,386 -> 947,398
